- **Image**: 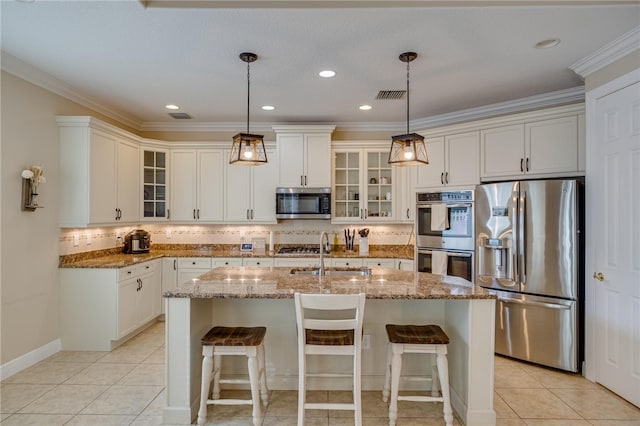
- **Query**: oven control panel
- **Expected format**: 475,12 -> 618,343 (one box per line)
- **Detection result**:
417,190 -> 474,203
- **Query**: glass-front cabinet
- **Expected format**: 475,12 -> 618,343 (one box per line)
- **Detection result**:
332,145 -> 396,223
142,148 -> 168,220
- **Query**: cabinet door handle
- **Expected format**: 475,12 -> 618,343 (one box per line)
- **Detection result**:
440,172 -> 444,185
445,172 -> 449,184
167,209 -> 170,219
360,208 -> 363,219
197,209 -> 200,220
406,208 -> 410,219
192,261 -> 196,265
193,209 -> 196,220
304,175 -> 308,186
246,209 -> 250,220
520,158 -> 524,172
251,209 -> 254,219
173,259 -> 177,270
301,175 -> 304,186
526,158 -> 530,172
364,209 -> 368,219
115,208 -> 119,220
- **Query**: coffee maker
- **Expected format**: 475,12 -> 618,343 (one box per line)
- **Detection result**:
123,229 -> 151,254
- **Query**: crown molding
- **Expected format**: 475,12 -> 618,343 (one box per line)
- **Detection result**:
570,25 -> 640,78
1,51 -> 142,130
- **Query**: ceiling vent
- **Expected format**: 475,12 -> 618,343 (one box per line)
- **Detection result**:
168,112 -> 192,119
375,90 -> 406,100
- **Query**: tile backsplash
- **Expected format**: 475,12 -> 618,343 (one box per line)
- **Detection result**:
59,222 -> 414,255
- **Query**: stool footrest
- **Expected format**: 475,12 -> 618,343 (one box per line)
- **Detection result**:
398,395 -> 443,403
208,399 -> 253,406
219,379 -> 251,385
305,403 -> 355,410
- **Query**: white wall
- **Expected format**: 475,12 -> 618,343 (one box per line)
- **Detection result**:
0,71 -> 133,366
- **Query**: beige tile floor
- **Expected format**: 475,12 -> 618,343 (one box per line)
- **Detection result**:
1,321 -> 639,425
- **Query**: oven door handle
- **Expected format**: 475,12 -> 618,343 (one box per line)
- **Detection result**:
418,250 -> 472,258
417,203 -> 472,209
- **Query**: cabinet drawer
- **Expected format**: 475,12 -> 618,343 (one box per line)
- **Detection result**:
118,260 -> 158,280
242,258 -> 274,267
331,258 -> 363,267
363,258 -> 396,268
178,258 -> 212,269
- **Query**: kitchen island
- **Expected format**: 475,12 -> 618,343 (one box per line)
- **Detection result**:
163,266 -> 496,425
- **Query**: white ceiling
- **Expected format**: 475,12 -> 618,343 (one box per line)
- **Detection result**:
1,1 -> 639,131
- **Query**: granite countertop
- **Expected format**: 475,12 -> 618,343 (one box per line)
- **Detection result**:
59,244 -> 414,268
164,266 -> 494,300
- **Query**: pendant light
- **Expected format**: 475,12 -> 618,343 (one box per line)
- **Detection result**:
388,52 -> 428,167
229,52 -> 267,165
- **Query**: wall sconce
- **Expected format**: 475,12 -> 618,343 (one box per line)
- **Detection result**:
21,165 -> 45,211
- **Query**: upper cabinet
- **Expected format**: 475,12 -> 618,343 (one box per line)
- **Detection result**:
332,145 -> 396,223
224,147 -> 277,223
58,116 -> 139,227
141,147 -> 169,221
274,125 -> 335,188
480,114 -> 580,179
415,132 -> 479,189
170,149 -> 224,223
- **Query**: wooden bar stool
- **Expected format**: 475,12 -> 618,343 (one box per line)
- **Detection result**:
294,292 -> 366,426
382,324 -> 453,426
197,326 -> 269,426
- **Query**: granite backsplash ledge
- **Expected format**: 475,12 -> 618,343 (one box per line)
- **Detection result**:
59,244 -> 414,267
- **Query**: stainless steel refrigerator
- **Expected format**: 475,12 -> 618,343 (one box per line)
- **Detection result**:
475,179 -> 584,372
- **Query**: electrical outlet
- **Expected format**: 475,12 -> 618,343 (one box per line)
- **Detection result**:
73,234 -> 80,247
165,228 -> 172,239
362,334 -> 371,350
86,233 -> 92,245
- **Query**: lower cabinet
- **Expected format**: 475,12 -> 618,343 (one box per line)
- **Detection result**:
60,259 -> 161,351
176,257 -> 212,284
273,258 -> 320,267
331,258 -> 364,267
397,259 -> 415,271
363,258 -> 396,268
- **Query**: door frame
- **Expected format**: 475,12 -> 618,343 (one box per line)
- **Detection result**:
583,67 -> 640,381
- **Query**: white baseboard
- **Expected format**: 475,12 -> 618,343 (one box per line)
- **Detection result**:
0,339 -> 61,381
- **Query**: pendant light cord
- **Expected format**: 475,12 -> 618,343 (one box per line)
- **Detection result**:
246,61 -> 251,134
406,60 -> 410,135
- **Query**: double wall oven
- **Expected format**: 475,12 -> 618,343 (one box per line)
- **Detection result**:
415,190 -> 475,282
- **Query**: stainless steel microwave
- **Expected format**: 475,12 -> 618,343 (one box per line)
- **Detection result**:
276,187 -> 331,219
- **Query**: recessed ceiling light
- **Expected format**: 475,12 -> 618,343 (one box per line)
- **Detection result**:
319,70 -> 336,78
359,105 -> 372,111
534,38 -> 560,49
165,104 -> 180,110
261,105 -> 275,111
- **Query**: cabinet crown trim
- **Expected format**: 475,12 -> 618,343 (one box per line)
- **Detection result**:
272,125 -> 335,133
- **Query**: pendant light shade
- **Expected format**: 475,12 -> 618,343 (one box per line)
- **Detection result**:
230,52 -> 267,166
389,52 -> 428,167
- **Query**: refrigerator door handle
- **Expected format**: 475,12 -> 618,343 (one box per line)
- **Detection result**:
497,296 -> 572,310
519,190 -> 527,285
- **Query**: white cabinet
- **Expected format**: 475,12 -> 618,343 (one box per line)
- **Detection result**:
141,147 -> 169,221
273,258 -> 320,267
170,149 -> 223,222
480,115 -> 579,179
331,258 -> 363,267
242,257 -> 274,267
415,132 -> 479,188
60,259 -> 161,351
58,117 -> 140,227
161,257 -> 178,314
363,258 -> 396,268
395,163 -> 416,223
397,259 -> 415,271
176,257 -> 212,284
212,258 -> 243,268
332,147 -> 396,222
274,125 -> 334,188
224,148 -> 277,223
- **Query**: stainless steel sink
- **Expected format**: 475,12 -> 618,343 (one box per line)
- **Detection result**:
289,267 -> 372,276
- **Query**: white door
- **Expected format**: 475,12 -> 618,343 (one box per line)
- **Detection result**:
224,152 -> 252,221
304,134 -> 332,187
251,148 -> 277,222
446,131 -> 479,186
116,138 -> 140,222
592,80 -> 640,406
416,136 -> 445,188
197,150 -> 223,221
277,133 -> 305,187
170,150 -> 197,221
89,129 -> 117,223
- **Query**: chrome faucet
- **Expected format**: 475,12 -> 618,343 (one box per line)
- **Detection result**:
319,231 -> 329,276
